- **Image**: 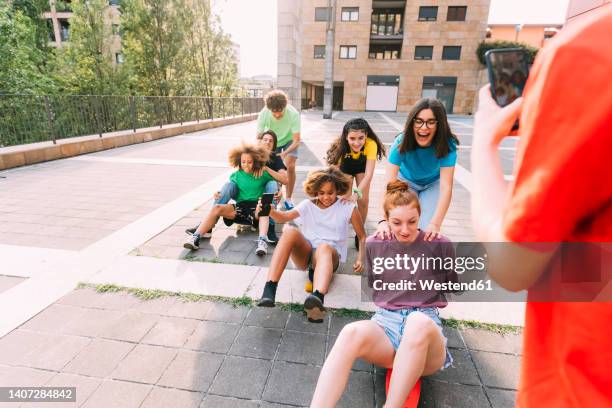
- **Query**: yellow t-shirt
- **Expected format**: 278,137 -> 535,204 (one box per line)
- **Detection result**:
347,138 -> 377,161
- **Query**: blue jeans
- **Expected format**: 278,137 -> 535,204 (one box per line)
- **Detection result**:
398,175 -> 440,230
215,180 -> 278,225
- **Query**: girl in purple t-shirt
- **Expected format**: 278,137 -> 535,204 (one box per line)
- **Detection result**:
312,180 -> 455,407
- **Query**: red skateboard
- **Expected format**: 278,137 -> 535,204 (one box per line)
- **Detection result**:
385,369 -> 421,408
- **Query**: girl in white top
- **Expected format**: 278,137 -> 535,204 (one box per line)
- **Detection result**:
256,166 -> 366,323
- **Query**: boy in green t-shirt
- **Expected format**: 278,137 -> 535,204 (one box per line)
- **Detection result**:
257,89 -> 301,210
183,143 -> 286,256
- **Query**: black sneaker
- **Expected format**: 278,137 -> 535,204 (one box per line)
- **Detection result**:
257,281 -> 277,307
183,235 -> 200,250
304,294 -> 326,323
184,227 -> 212,238
266,227 -> 279,245
354,235 -> 359,249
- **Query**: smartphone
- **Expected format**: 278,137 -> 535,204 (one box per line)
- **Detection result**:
259,193 -> 275,217
485,48 -> 530,107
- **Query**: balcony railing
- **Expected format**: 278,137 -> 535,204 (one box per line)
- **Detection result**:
0,95 -> 264,148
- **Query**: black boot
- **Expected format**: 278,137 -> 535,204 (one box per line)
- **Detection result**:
257,281 -> 278,307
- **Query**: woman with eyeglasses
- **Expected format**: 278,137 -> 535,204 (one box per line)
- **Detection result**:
376,98 -> 459,241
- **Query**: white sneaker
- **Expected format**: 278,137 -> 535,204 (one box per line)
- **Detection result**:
183,235 -> 200,250
255,238 -> 268,256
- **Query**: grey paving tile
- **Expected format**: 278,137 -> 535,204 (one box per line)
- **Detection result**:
20,373 -> 102,408
205,303 -> 249,324
64,339 -> 135,377
111,344 -> 177,384
200,395 -> 259,408
19,333 -> 91,371
427,380 -> 489,408
329,315 -> 361,337
244,307 -> 289,329
229,326 -> 283,359
91,291 -> 143,311
337,370 -> 375,408
0,330 -> 56,365
0,366 -> 55,387
285,312 -> 329,334
327,335 -> 373,372
461,328 -> 522,355
141,316 -> 199,347
100,311 -> 159,343
157,350 -> 223,392
209,356 -> 271,400
20,304 -> 86,333
57,287 -> 100,307
428,349 -> 480,386
140,387 -> 203,408
262,361 -> 321,406
374,372 -> 387,408
166,300 -> 213,320
184,321 -> 240,354
276,330 -> 326,365
60,307 -> 124,337
81,380 -> 151,408
443,326 -> 465,349
472,351 -> 520,389
487,387 -> 516,408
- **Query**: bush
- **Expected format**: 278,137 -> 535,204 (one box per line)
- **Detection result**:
476,41 -> 539,66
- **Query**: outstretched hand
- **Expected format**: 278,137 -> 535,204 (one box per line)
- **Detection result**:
423,223 -> 441,241
373,220 -> 392,240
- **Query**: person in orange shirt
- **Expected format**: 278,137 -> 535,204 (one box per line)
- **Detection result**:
471,4 -> 612,407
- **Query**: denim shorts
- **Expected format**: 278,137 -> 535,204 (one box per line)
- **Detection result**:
371,307 -> 453,370
275,141 -> 299,159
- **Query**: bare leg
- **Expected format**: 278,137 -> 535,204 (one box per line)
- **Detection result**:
311,321 -> 395,407
385,312 -> 446,407
310,244 -> 339,294
354,173 -> 371,223
266,226 -> 311,282
284,156 -> 297,201
257,215 -> 269,237
196,204 -> 235,235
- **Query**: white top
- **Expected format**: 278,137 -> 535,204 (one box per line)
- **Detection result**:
295,199 -> 356,262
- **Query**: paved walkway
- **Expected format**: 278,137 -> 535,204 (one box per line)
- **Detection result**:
0,288 -> 520,408
0,112 -> 524,407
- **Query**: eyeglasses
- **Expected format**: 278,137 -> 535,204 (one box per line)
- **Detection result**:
413,118 -> 438,129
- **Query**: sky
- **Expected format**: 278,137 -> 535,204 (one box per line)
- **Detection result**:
214,0 -> 569,79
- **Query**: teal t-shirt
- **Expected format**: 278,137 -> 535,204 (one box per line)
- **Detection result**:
388,133 -> 457,186
230,170 -> 274,202
256,105 -> 301,147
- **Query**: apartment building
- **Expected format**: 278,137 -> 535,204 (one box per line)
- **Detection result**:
294,0 -> 490,114
486,24 -> 562,48
43,0 -> 123,64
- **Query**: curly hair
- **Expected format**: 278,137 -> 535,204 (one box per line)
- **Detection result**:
383,180 -> 421,218
227,143 -> 270,172
325,118 -> 387,166
303,166 -> 352,197
264,89 -> 288,111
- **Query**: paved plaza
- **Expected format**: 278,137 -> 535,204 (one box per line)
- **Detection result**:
0,112 -> 523,407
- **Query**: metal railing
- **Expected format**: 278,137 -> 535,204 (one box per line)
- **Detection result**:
0,95 -> 264,148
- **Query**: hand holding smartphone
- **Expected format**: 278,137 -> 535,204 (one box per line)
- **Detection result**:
485,48 -> 530,107
258,193 -> 275,217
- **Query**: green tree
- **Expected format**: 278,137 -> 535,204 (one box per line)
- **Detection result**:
54,0 -> 127,94
476,41 -> 539,66
120,0 -> 190,97
0,2 -> 57,94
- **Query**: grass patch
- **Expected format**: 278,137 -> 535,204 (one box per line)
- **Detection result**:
442,317 -> 521,335
78,283 -> 521,333
182,255 -> 248,265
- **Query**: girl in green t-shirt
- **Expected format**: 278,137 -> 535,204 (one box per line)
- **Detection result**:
183,143 -> 286,256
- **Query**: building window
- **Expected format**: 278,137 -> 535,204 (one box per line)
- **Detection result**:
46,19 -> 56,42
442,46 -> 462,60
115,53 -> 124,64
341,7 -> 359,22
59,19 -> 70,41
314,45 -> 326,59
418,6 -> 438,21
315,7 -> 331,22
447,6 -> 467,21
339,45 -> 357,59
414,46 -> 433,60
371,11 -> 403,36
368,44 -> 401,60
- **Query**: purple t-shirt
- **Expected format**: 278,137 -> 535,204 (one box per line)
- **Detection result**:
365,231 -> 458,309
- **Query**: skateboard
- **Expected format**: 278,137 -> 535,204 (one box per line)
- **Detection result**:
385,369 -> 421,408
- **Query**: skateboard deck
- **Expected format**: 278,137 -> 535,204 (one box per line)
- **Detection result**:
385,369 -> 421,408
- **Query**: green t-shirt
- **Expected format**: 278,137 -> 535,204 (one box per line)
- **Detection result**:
256,104 -> 301,147
230,169 -> 274,202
